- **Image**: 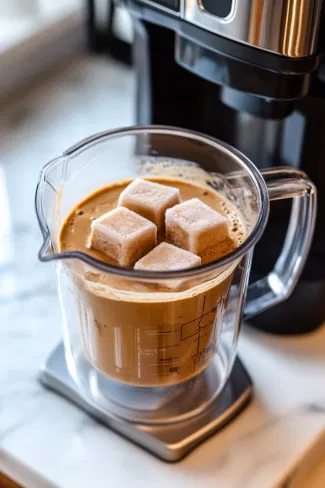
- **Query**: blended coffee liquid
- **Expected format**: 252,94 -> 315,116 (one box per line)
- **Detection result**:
59,178 -> 246,387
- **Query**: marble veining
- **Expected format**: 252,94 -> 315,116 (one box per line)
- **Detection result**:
1,55 -> 325,488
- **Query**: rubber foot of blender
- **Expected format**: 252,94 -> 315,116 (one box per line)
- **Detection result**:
39,342 -> 253,462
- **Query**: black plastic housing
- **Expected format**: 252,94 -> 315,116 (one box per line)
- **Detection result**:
127,0 -> 322,118
128,1 -> 325,334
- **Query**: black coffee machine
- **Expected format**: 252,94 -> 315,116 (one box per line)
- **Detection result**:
105,0 -> 325,335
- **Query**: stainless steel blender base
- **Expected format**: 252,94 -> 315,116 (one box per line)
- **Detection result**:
39,342 -> 253,462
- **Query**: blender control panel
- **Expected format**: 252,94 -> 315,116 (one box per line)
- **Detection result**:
132,0 -> 322,57
135,0 -> 233,17
138,0 -> 233,19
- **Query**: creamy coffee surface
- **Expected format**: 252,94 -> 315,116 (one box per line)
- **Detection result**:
60,178 -> 244,263
59,178 -> 246,386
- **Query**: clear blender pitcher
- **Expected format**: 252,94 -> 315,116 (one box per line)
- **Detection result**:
36,126 -> 316,424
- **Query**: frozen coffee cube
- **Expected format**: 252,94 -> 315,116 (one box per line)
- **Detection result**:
118,179 -> 181,230
89,207 -> 157,266
166,198 -> 229,255
134,242 -> 201,271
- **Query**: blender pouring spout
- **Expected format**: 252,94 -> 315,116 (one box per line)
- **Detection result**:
38,235 -> 55,262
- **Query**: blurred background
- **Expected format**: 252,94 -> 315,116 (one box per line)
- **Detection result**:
0,0 -> 134,99
0,0 -> 135,304
1,6 -> 137,474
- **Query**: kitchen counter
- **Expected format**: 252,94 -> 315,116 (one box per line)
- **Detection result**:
1,55 -> 325,488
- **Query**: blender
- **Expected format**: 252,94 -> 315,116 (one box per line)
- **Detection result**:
36,126 -> 316,460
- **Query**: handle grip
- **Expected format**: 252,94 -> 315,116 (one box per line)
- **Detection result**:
244,168 -> 317,319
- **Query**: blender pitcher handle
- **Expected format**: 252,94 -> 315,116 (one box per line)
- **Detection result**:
243,167 -> 317,319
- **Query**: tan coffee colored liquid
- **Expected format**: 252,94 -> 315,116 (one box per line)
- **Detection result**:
59,178 -> 246,387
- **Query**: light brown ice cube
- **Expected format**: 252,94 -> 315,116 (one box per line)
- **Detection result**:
89,207 -> 157,266
134,242 -> 201,271
166,198 -> 229,255
118,179 -> 181,230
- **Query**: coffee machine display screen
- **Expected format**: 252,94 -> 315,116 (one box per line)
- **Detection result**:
201,0 -> 232,18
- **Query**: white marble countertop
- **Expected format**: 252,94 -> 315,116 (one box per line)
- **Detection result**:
1,55 -> 325,488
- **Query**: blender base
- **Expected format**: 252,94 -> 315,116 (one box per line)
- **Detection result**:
39,342 -> 253,462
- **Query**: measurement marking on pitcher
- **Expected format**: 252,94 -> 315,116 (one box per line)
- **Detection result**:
151,360 -> 179,365
196,296 -> 206,355
178,321 -> 214,345
136,328 -> 141,379
212,299 -> 222,345
142,293 -> 223,374
152,371 -> 180,376
147,329 -> 181,335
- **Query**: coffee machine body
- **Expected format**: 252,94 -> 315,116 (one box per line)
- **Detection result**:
120,0 -> 325,334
